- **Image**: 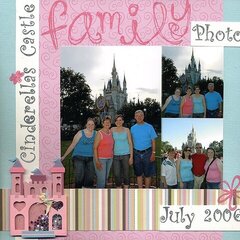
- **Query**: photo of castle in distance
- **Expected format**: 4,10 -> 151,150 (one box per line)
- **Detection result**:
162,47 -> 223,118
161,118 -> 223,189
60,46 -> 161,189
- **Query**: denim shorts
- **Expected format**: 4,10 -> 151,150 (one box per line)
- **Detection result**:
133,148 -> 156,177
206,109 -> 219,118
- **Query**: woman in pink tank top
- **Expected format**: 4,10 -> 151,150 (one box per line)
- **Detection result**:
180,86 -> 193,118
204,147 -> 223,189
93,115 -> 114,188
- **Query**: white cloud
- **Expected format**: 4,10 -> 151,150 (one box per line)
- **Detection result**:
163,46 -> 223,79
61,46 -> 162,103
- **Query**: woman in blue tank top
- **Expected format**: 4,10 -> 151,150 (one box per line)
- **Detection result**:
111,114 -> 133,188
162,88 -> 181,117
177,146 -> 194,189
61,118 -> 96,188
192,85 -> 206,118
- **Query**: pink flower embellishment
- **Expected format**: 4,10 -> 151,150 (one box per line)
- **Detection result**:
218,175 -> 240,211
9,71 -> 24,85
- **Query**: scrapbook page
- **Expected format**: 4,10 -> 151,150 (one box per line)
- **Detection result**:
0,0 -> 240,239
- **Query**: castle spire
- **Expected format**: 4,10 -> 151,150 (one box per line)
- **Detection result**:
113,54 -> 116,71
111,54 -> 117,88
191,48 -> 196,68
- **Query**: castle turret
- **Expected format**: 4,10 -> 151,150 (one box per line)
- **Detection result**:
51,159 -> 65,196
123,74 -> 127,93
10,159 -> 25,195
107,79 -> 112,90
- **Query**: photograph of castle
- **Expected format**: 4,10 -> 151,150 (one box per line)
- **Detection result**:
162,47 -> 224,118
160,118 -> 223,189
60,46 -> 161,128
162,118 -> 223,156
60,46 -> 162,188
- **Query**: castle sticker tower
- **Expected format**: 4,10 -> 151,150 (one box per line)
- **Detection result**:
10,159 -> 67,238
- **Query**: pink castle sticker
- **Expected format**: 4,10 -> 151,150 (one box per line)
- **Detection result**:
9,159 -> 67,238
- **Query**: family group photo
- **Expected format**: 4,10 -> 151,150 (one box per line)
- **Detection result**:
161,118 -> 223,189
60,46 -> 162,189
162,47 -> 224,118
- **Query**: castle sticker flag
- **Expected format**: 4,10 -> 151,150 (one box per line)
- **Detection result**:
191,21 -> 240,46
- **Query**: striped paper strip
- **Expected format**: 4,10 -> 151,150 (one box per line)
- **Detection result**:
0,189 -> 238,231
63,189 -> 240,230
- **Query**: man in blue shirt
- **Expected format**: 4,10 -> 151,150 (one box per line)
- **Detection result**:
130,110 -> 157,188
205,82 -> 223,118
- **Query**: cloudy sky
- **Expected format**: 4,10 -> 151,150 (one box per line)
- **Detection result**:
162,118 -> 223,149
162,46 -> 224,79
61,46 -> 162,103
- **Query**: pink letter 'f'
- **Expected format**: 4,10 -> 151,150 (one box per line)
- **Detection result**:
41,0 -> 68,50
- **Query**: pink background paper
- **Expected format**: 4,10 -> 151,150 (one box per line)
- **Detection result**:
39,0 -> 222,173
49,231 -> 223,239
39,0 -> 223,238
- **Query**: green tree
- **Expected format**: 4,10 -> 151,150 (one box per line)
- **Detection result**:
209,140 -> 223,157
195,77 -> 223,97
212,77 -> 224,98
162,56 -> 180,103
61,67 -> 96,125
117,98 -> 161,132
142,98 -> 161,128
160,141 -> 173,155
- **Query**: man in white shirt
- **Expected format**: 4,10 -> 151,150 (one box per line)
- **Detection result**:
161,148 -> 178,189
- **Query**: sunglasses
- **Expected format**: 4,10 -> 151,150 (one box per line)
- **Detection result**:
196,147 -> 202,149
185,149 -> 191,152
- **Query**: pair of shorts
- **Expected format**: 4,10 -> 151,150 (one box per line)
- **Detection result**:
206,109 -> 219,118
133,148 -> 156,177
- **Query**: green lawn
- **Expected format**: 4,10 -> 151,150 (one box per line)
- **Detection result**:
61,136 -> 162,188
